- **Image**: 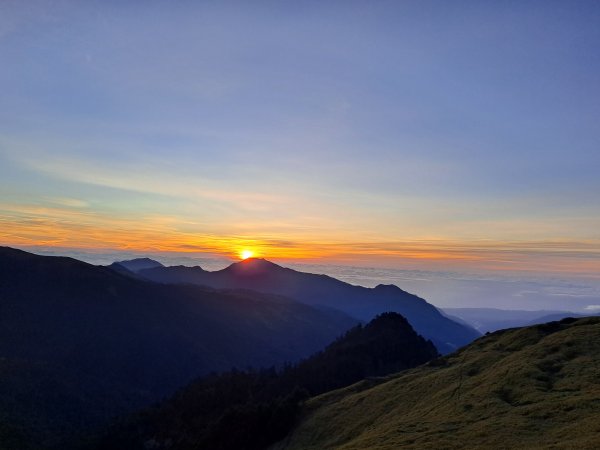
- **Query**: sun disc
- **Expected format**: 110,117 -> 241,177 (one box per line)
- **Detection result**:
240,250 -> 254,260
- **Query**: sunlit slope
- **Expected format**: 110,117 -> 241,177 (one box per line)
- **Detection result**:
276,317 -> 600,450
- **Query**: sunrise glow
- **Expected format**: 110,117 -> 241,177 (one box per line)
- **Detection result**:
240,250 -> 255,260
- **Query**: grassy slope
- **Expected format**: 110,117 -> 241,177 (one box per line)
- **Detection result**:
275,317 -> 600,450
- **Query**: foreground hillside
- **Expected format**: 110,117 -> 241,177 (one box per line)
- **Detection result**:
0,247 -> 357,448
275,317 -> 600,450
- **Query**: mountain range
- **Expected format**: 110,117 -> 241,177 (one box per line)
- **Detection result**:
117,257 -> 480,353
0,247 -> 357,448
1,247 -> 598,449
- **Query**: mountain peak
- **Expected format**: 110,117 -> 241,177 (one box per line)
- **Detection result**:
366,311 -> 412,329
374,283 -> 404,293
225,257 -> 284,273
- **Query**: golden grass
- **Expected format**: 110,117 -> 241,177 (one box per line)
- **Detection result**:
274,317 -> 600,449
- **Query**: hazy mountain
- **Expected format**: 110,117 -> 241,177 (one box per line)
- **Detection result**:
110,257 -> 164,273
0,247 -> 357,448
525,312 -> 588,326
275,316 -> 600,450
443,307 -> 587,333
133,258 -> 480,353
92,313 -> 438,450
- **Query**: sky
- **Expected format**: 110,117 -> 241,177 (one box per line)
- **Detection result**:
1,0 -> 599,278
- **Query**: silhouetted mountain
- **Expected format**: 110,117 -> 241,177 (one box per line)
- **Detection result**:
135,258 -> 480,353
93,313 -> 438,450
0,247 -> 357,448
275,317 -> 600,449
443,307 -> 588,333
111,257 -> 164,273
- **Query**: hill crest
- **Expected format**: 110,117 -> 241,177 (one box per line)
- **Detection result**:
275,316 -> 600,450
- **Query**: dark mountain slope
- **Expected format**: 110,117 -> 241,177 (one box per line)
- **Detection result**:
93,313 -> 438,450
138,258 -> 480,353
0,247 -> 357,448
275,316 -> 600,450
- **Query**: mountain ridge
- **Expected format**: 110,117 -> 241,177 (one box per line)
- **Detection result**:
128,257 -> 480,353
0,247 -> 358,448
110,257 -> 164,274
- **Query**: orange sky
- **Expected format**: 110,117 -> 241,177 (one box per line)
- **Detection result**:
2,202 -> 599,277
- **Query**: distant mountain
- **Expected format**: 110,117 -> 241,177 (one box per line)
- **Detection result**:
132,258 -> 480,353
443,307 -> 587,333
0,247 -> 357,448
525,312 -> 587,326
275,316 -> 600,449
110,257 -> 164,273
93,313 -> 438,450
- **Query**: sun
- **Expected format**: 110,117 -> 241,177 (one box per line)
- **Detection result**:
240,250 -> 254,260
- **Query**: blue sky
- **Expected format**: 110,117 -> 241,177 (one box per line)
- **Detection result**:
0,1 -> 599,275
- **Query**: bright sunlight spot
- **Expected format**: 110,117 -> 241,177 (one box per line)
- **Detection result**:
240,250 -> 254,260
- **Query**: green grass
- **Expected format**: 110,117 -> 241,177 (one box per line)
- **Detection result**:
274,317 -> 600,449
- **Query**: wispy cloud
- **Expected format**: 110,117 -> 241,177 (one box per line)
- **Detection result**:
48,197 -> 89,208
